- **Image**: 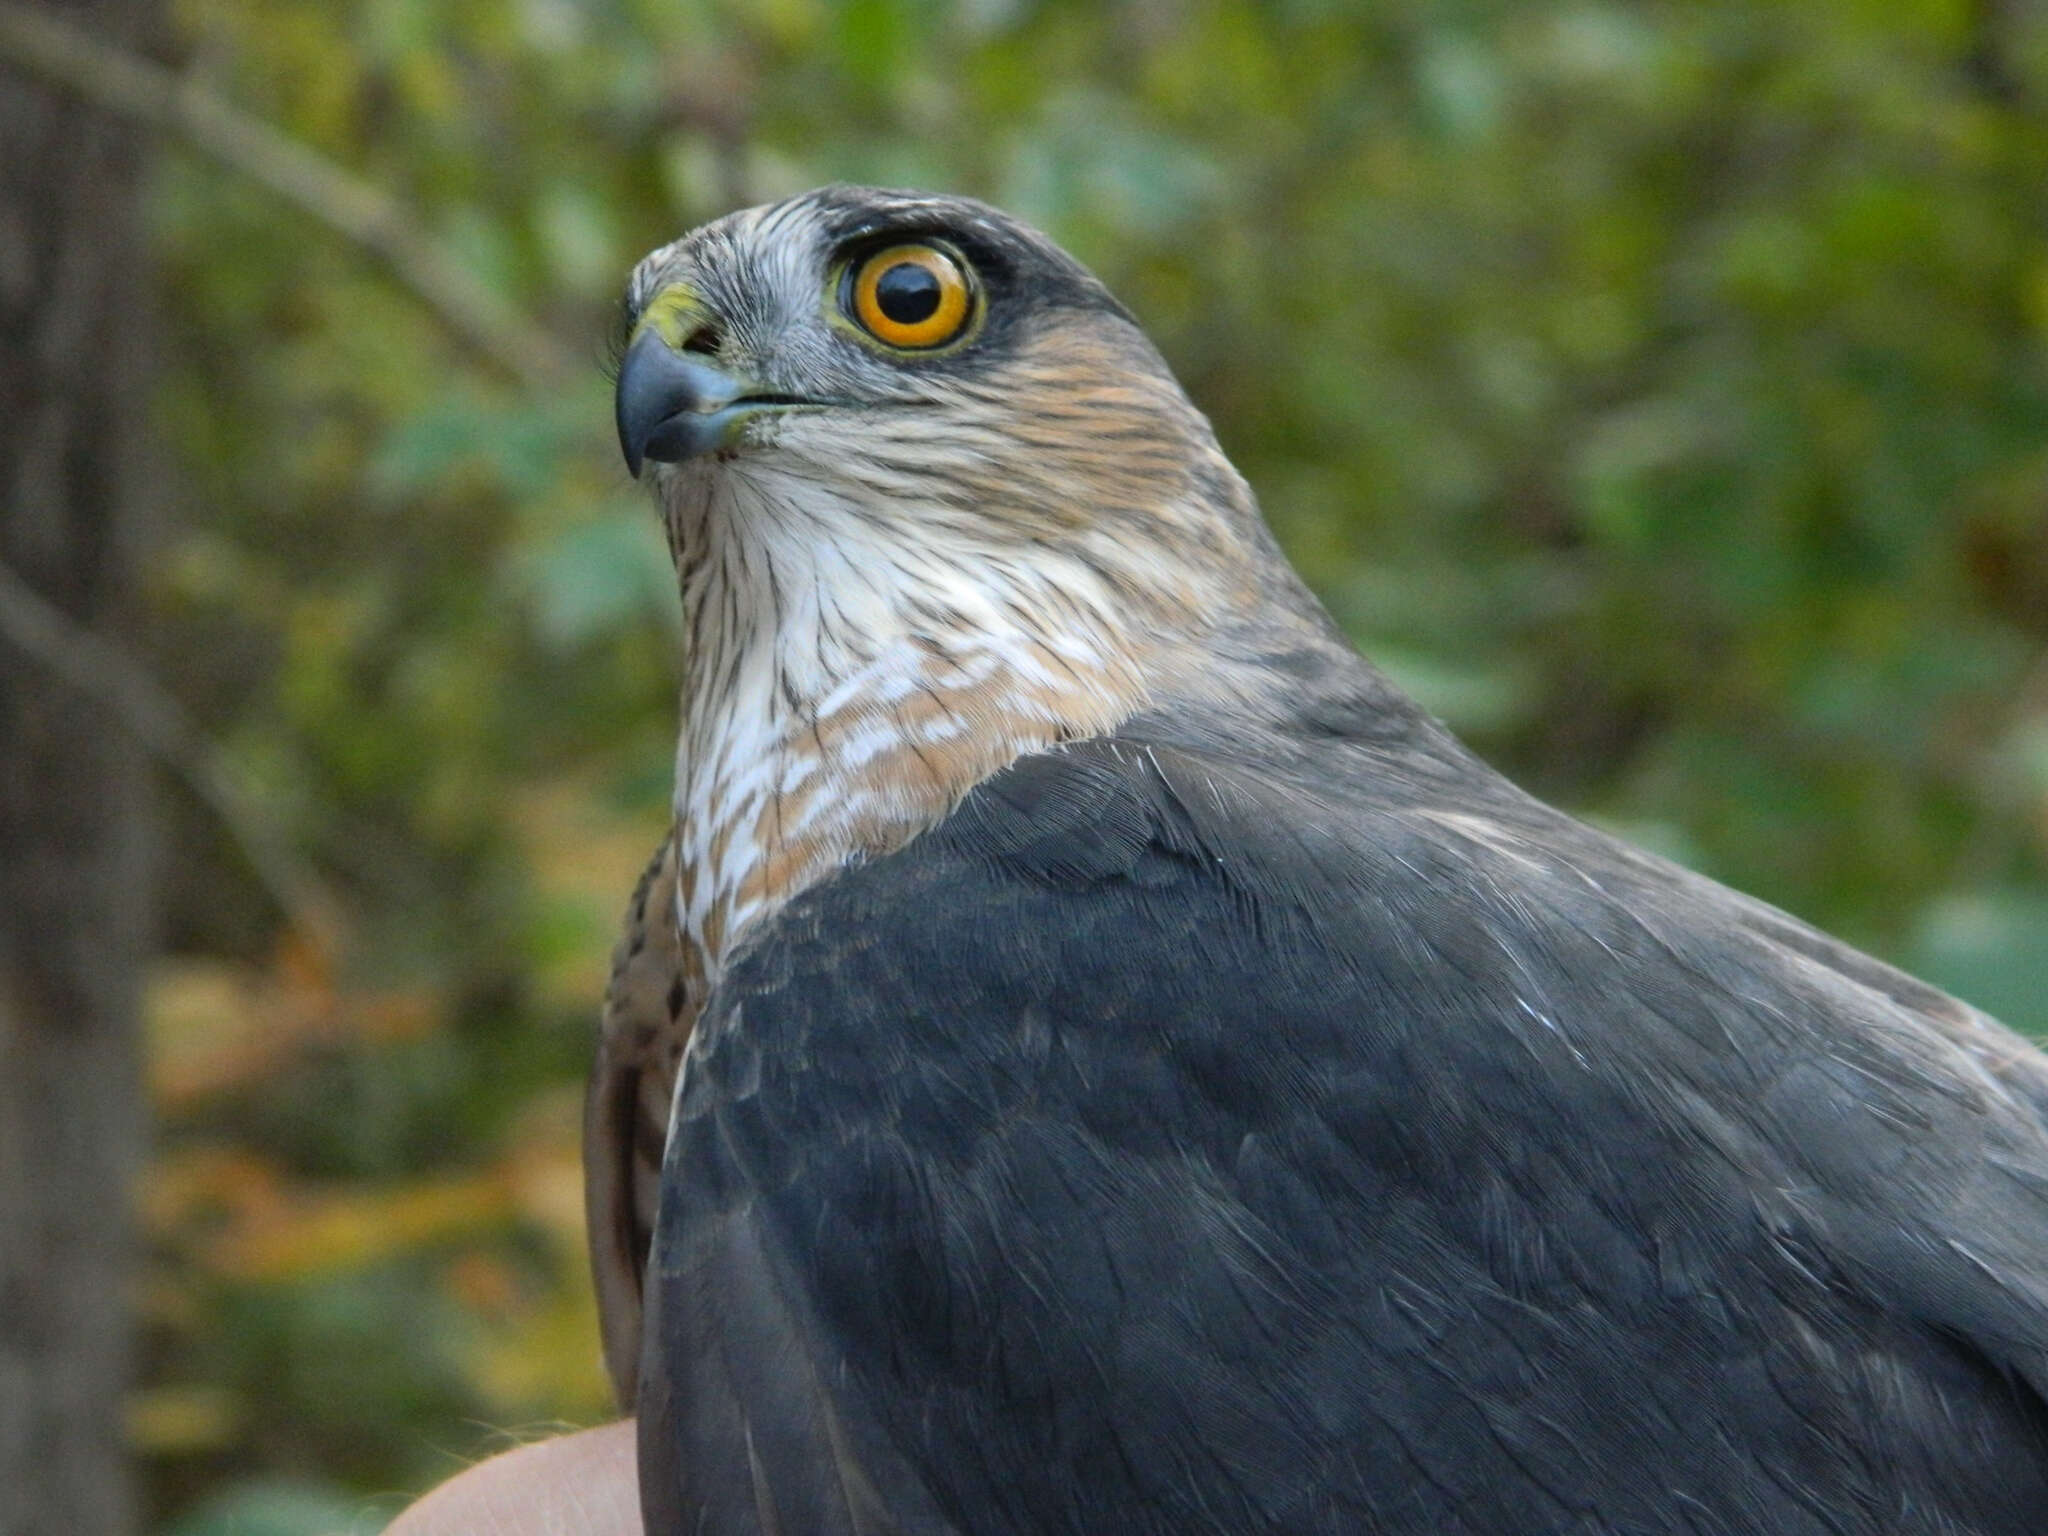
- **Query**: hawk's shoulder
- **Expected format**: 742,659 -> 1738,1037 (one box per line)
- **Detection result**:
643,724 -> 2048,1536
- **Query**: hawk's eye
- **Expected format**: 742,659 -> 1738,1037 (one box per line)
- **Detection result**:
847,243 -> 974,350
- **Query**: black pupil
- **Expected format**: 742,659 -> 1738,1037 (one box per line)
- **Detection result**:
875,261 -> 943,325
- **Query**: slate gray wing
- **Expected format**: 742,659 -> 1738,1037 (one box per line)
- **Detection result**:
639,735 -> 2048,1536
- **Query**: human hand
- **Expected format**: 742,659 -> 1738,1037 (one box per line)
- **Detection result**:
384,1420 -> 640,1536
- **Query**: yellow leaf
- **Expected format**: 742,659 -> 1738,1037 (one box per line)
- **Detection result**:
127,1385 -> 241,1455
203,1172 -> 516,1282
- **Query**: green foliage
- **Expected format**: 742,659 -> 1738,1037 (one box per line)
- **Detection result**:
164,1480 -> 388,1536
139,0 -> 2048,1526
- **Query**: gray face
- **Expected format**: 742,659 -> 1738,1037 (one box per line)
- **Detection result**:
613,184 -> 1278,666
625,194 -> 918,412
612,186 -> 1146,473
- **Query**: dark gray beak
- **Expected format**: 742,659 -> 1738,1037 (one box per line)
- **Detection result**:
614,330 -> 754,478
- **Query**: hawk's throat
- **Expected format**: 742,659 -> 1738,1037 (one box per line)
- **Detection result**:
663,458 -> 1154,999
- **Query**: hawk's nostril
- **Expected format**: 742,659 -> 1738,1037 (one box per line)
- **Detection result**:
680,325 -> 723,357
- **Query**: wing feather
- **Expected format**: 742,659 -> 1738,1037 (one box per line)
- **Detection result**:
639,732 -> 2048,1534
586,830 -> 689,1407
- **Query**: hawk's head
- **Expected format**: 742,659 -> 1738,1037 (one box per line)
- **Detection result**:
612,186 -> 1346,965
615,185 -> 1325,665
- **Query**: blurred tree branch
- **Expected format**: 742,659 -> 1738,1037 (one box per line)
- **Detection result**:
0,558 -> 339,952
1,2 -> 162,1525
0,0 -> 575,390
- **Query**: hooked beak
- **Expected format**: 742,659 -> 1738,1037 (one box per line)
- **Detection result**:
614,328 -> 818,477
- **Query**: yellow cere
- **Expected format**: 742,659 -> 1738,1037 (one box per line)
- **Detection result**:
635,284 -> 710,350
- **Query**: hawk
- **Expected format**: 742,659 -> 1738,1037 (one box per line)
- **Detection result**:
591,186 -> 2048,1534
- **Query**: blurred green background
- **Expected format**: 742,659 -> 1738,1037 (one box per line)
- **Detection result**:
13,0 -> 2048,1529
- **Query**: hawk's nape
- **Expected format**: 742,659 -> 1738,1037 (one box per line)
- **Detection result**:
589,186 -> 2048,1535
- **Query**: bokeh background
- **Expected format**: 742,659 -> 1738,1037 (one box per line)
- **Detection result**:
4,0 -> 2047,1531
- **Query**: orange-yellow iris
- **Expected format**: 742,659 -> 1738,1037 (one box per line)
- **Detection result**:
850,244 -> 974,349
